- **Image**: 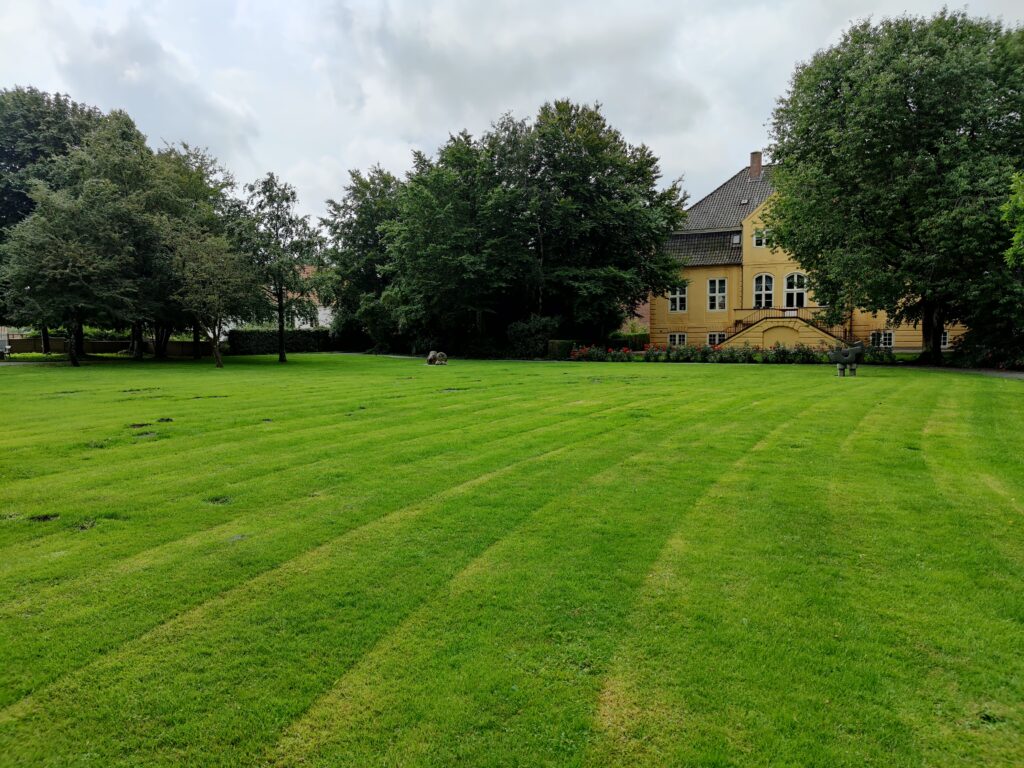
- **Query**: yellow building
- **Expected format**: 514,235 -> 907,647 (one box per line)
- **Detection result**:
650,152 -> 966,352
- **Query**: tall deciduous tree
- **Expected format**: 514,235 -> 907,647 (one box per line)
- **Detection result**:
173,234 -> 263,368
1005,173 -> 1024,267
321,166 -> 402,350
1,181 -> 138,365
0,86 -> 102,234
0,86 -> 102,329
766,11 -> 1024,364
239,173 -> 321,363
335,101 -> 685,353
0,111 -> 155,365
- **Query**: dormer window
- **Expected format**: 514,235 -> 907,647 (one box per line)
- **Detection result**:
730,234 -> 741,247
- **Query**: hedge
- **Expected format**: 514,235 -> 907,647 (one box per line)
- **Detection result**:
547,339 -> 577,359
608,331 -> 650,351
227,328 -> 334,355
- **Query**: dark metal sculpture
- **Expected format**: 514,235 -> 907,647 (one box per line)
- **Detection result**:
828,341 -> 865,377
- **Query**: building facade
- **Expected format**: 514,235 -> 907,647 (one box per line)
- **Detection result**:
649,152 -> 966,352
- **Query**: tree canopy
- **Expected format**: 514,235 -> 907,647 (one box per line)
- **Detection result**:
325,100 -> 685,354
765,11 -> 1024,363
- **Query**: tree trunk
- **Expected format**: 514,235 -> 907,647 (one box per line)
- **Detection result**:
73,321 -> 85,359
210,322 -> 224,368
131,321 -> 144,360
40,325 -> 51,354
67,319 -> 81,367
919,301 -> 945,366
154,323 -> 171,359
193,323 -> 202,359
277,291 -> 287,363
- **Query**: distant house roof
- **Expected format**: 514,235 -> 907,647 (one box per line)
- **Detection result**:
682,165 -> 775,232
665,231 -> 743,267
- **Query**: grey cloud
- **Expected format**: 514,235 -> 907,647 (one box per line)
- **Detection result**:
47,13 -> 258,164
319,0 -> 709,144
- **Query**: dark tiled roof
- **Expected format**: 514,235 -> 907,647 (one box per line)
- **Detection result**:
665,231 -> 742,267
683,165 -> 774,231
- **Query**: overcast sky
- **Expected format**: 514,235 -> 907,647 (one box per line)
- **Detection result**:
2,0 -> 1022,218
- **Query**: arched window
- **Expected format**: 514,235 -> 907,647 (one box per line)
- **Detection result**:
785,272 -> 807,308
753,273 -> 774,308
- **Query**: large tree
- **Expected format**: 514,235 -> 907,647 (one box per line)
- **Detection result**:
238,173 -> 321,363
382,133 -> 526,353
339,100 -> 685,353
321,166 -> 402,350
0,86 -> 102,329
173,233 -> 264,368
0,86 -> 102,234
766,11 -> 1024,364
0,111 -> 156,365
1,178 -> 138,365
526,101 -> 686,337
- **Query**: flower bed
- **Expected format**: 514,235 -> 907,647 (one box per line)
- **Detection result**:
569,342 -> 897,365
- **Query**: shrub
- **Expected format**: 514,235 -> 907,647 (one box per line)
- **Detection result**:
570,345 -> 609,361
607,347 -> 634,362
792,343 -> 827,364
761,342 -> 794,364
642,344 -> 665,362
507,315 -> 561,359
608,331 -> 650,351
547,339 -> 577,360
862,345 -> 897,364
226,328 -> 333,355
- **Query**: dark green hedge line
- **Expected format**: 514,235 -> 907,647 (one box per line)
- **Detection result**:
226,329 -> 334,355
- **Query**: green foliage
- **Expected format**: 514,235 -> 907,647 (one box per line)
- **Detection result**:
0,114 -> 155,365
332,101 -> 684,354
546,339 -> 577,360
0,86 -> 102,235
862,345 -> 898,365
608,331 -> 650,351
322,166 -> 403,350
237,172 -> 323,362
1004,172 -> 1024,267
225,328 -> 333,355
766,11 -> 1024,363
507,315 -> 561,359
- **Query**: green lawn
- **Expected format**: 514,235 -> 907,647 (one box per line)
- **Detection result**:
0,355 -> 1021,767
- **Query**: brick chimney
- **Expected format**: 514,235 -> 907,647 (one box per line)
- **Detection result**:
749,150 -> 763,180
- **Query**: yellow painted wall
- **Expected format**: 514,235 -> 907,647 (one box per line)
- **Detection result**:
719,318 -> 840,350
741,203 -> 819,309
649,199 -> 968,351
649,264 -> 742,346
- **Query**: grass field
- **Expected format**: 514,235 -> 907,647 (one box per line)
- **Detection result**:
0,355 -> 1022,767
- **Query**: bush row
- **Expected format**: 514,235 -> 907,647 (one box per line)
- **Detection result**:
226,328 -> 334,355
607,331 -> 650,351
568,342 -> 898,365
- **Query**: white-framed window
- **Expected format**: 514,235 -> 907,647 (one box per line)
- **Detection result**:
708,332 -> 727,346
668,333 -> 687,347
871,330 -> 894,349
667,286 -> 687,313
941,330 -> 950,349
708,278 -> 727,311
784,272 -> 807,308
753,273 -> 774,308
730,233 -> 741,247
753,229 -> 770,248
